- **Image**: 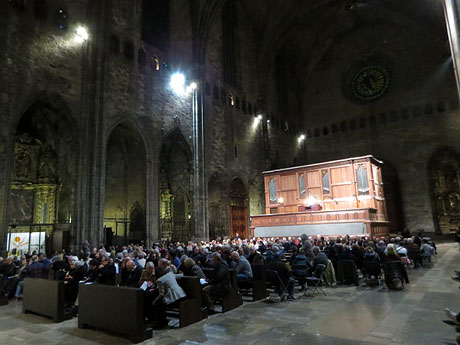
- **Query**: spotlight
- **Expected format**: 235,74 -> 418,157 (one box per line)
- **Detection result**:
267,118 -> 271,123
257,114 -> 263,120
190,82 -> 197,90
74,26 -> 89,43
170,72 -> 185,94
299,134 -> 306,141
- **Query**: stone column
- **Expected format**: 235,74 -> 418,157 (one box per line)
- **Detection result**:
72,1 -> 109,250
192,78 -> 209,241
444,0 -> 460,101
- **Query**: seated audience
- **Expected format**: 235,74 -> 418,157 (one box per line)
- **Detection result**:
266,249 -> 296,300
139,261 -> 156,286
121,259 -> 143,287
149,259 -> 186,328
202,252 -> 232,313
95,255 -> 116,285
248,247 -> 264,265
183,258 -> 206,280
290,249 -> 312,290
231,252 -> 253,282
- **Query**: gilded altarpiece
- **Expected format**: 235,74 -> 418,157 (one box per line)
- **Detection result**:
429,149 -> 460,234
8,137 -> 58,235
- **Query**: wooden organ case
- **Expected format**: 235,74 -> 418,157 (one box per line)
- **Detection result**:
250,156 -> 390,238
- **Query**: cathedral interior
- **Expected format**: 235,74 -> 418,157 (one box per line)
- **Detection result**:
2,0 -> 460,253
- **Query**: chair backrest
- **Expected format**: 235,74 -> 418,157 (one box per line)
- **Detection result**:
251,264 -> 266,281
176,276 -> 201,300
363,259 -> 381,275
384,261 -> 404,278
265,269 -> 282,286
314,264 -> 326,278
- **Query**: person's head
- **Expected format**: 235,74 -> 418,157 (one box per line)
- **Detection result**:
299,249 -> 306,255
126,259 -> 136,270
231,251 -> 240,261
31,255 -> 38,263
69,256 -> 79,269
407,238 -> 414,244
211,252 -> 222,264
138,252 -> 145,259
366,246 -> 374,254
312,246 -> 320,255
386,244 -> 397,256
145,261 -> 155,273
100,255 -> 109,266
157,258 -> 170,276
184,257 -> 196,269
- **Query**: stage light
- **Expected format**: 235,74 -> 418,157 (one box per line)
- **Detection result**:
278,197 -> 284,204
74,26 -> 89,43
170,72 -> 185,94
257,114 -> 263,120
299,134 -> 306,141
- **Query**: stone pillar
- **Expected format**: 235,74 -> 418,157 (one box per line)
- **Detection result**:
192,79 -> 209,241
444,0 -> 460,101
72,1 -> 109,250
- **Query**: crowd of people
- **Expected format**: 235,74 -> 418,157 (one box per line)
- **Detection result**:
0,231 -> 438,328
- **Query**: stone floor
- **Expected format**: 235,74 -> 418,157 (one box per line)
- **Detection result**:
1,243 -> 460,345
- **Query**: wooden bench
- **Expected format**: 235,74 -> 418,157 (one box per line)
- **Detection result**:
203,268 -> 243,313
0,275 -> 8,306
78,284 -> 152,343
22,278 -> 72,322
166,276 -> 203,327
238,265 -> 269,301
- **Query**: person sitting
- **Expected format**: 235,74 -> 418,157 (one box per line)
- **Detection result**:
202,252 -> 232,313
64,256 -> 88,307
384,244 -> 401,263
312,247 -> 328,270
290,249 -> 312,291
82,260 -> 99,283
139,261 -> 156,287
420,239 -> 434,263
266,250 -> 296,300
1,256 -> 19,299
51,253 -> 68,280
121,259 -> 143,288
149,259 -> 186,328
183,258 -> 206,280
248,247 -> 264,265
95,255 -> 116,285
231,252 -> 253,282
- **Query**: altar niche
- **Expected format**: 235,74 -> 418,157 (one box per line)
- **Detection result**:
428,147 -> 460,234
159,129 -> 193,243
229,178 -> 248,239
104,122 -> 146,245
7,100 -> 75,253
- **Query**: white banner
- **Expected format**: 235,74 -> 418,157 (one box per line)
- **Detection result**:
7,232 -> 46,254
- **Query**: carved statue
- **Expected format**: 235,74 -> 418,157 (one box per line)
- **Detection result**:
38,146 -> 56,181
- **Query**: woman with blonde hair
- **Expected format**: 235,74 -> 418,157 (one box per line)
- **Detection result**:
384,244 -> 401,263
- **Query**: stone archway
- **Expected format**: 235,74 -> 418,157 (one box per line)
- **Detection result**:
159,129 -> 193,242
382,161 -> 405,234
428,147 -> 460,234
6,100 -> 75,253
229,177 -> 248,239
208,173 -> 225,240
104,122 -> 147,245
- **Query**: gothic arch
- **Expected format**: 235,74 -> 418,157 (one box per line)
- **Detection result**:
5,97 -> 77,253
229,177 -> 248,238
427,146 -> 460,234
159,129 -> 193,242
104,121 -> 147,244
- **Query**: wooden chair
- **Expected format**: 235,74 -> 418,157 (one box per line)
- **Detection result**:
22,278 -> 72,322
238,264 -> 269,301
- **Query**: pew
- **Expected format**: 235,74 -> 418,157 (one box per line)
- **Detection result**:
78,284 -> 152,343
203,268 -> 243,313
238,265 -> 269,301
22,278 -> 72,322
0,275 -> 8,306
166,276 -> 203,327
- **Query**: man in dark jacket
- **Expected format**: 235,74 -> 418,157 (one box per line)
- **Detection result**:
266,253 -> 296,300
95,256 -> 116,285
291,249 -> 312,290
121,259 -> 142,287
202,252 -> 232,313
64,256 -> 88,306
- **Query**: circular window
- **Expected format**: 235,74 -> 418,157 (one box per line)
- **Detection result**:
350,65 -> 390,102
